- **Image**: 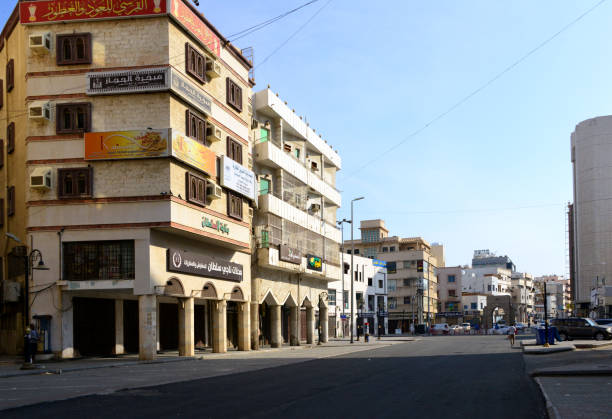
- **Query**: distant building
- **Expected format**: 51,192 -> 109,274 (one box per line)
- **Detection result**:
511,272 -> 535,323
472,249 -> 516,272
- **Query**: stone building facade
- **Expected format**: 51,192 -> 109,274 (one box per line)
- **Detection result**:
1,0 -> 256,359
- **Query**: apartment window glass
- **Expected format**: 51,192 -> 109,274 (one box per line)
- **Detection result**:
448,289 -> 456,297
387,279 -> 396,291
327,289 -> 336,306
448,275 -> 456,283
362,230 -> 379,243
7,186 -> 15,216
389,246 -> 395,252
186,172 -> 207,206
343,291 -> 349,309
56,103 -> 91,134
58,167 -> 92,198
386,261 -> 396,274
185,43 -> 206,83
364,247 -> 377,259
7,122 -> 14,153
388,297 -> 397,309
226,77 -> 242,112
378,279 -> 384,289
471,303 -> 478,310
226,137 -> 243,164
487,285 -> 491,291
57,33 -> 92,65
367,277 -> 372,286
63,240 -> 134,281
403,278 -> 410,286
403,296 -> 411,304
382,247 -> 388,252
6,59 -> 14,92
227,191 -> 242,220
259,178 -> 270,195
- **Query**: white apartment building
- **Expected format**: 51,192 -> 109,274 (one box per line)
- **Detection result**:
251,88 -> 342,347
462,267 -> 512,296
511,272 -> 535,323
328,255 -> 387,337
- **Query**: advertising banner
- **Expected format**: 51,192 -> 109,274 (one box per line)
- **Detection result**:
220,155 -> 255,200
20,0 -> 167,24
172,131 -> 216,177
169,0 -> 220,56
280,245 -> 301,265
167,248 -> 242,282
306,254 -> 322,272
170,69 -> 212,115
372,259 -> 387,268
87,67 -> 170,95
84,129 -> 171,160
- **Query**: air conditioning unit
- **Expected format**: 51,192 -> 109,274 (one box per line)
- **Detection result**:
206,60 -> 221,78
251,118 -> 259,129
310,161 -> 318,171
30,167 -> 52,190
309,203 -> 321,213
29,33 -> 51,54
206,180 -> 222,200
206,123 -> 222,142
283,143 -> 292,153
29,102 -> 51,121
248,207 -> 254,218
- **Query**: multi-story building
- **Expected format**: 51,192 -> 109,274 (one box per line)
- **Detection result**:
344,219 -> 443,332
461,266 -> 512,296
1,0 -> 256,359
328,255 -> 387,337
511,272 -> 535,323
472,249 -> 515,272
437,266 -> 463,325
535,275 -> 572,318
251,88 -> 342,348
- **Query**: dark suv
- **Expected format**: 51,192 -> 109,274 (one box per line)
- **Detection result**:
551,317 -> 612,341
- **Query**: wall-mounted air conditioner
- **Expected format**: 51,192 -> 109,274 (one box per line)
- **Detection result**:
309,203 -> 321,213
206,60 -> 221,78
248,207 -> 254,218
310,160 -> 318,171
29,102 -> 51,121
30,167 -> 52,190
29,33 -> 51,54
206,123 -> 222,142
207,180 -> 222,200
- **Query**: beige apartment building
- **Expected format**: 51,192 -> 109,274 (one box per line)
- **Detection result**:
344,219 -> 444,332
0,0 -> 255,359
251,88 -> 342,347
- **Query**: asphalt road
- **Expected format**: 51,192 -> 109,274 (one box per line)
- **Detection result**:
2,336 -> 547,419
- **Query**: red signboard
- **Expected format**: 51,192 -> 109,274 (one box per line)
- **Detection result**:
169,0 -> 220,57
20,0 -> 167,24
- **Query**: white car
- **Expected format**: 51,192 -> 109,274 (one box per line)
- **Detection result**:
493,326 -> 510,335
449,325 -> 462,334
461,323 -> 471,332
432,323 -> 449,335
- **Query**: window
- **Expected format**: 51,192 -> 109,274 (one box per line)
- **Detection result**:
389,246 -> 395,252
63,240 -> 134,281
367,277 -> 372,286
0,79 -> 3,108
259,178 -> 270,195
327,289 -> 336,306
464,305 -> 468,310
487,285 -> 491,291
6,59 -> 14,92
403,296 -> 411,304
353,248 -> 359,255
185,43 -> 206,83
185,109 -> 207,145
403,260 -> 411,269
388,297 -> 397,309
387,261 -> 396,274
364,247 -> 377,259
226,137 -> 243,164
56,103 -> 91,134
0,199 -> 3,227
294,148 -> 300,159
57,33 -> 92,65
388,280 -> 396,291
216,156 -> 221,183
403,278 -> 410,286
58,167 -> 92,198
471,303 -> 478,310
186,172 -> 207,206
7,122 -> 14,154
343,291 -> 349,309
354,270 -> 358,282
378,279 -> 383,288
227,191 -> 242,220
7,186 -> 14,216
226,77 -> 242,112
448,275 -> 456,283
382,247 -> 388,252
448,289 -> 456,297
0,139 -> 3,167
362,230 -> 380,243
346,249 -> 351,254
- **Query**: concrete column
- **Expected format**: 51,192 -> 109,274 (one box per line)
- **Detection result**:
270,304 -> 282,348
60,293 -> 74,359
178,297 -> 194,357
290,306 -> 299,346
212,299 -> 227,353
114,299 -> 124,355
237,301 -> 250,351
306,306 -> 315,344
320,306 -> 329,343
156,299 -> 161,351
138,295 -> 157,361
250,302 -> 260,350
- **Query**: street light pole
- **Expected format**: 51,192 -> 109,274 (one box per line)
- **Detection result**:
350,197 -> 364,344
337,218 -> 351,337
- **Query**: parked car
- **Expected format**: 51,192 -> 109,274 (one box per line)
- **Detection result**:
594,319 -> 612,326
550,317 -> 612,341
514,322 -> 527,331
449,324 -> 462,334
492,326 -> 510,335
461,323 -> 471,332
432,323 -> 449,335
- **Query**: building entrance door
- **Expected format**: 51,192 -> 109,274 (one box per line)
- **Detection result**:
159,303 -> 178,350
73,297 -> 115,356
123,300 -> 139,353
227,301 -> 239,349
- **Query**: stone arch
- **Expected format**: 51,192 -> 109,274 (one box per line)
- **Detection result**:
301,295 -> 313,308
281,293 -> 298,307
482,295 -> 516,330
201,282 -> 218,299
260,289 -> 280,306
230,286 -> 245,301
164,277 -> 185,297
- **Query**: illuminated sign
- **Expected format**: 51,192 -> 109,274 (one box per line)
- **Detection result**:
167,248 -> 242,282
372,259 -> 386,268
84,129 -> 170,160
171,130 -> 216,177
202,217 -> 229,234
87,68 -> 170,95
306,254 -> 322,272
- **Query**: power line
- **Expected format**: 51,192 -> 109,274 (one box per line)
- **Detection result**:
384,202 -> 566,215
343,0 -> 608,179
227,0 -> 320,43
255,0 -> 333,70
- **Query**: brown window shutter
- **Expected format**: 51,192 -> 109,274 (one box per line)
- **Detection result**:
7,122 -> 14,154
7,186 -> 15,216
226,136 -> 232,158
6,60 -> 14,92
0,199 -> 4,227
185,109 -> 191,136
236,142 -> 242,164
0,79 -> 3,109
236,86 -> 242,112
226,77 -> 231,104
0,139 -> 3,168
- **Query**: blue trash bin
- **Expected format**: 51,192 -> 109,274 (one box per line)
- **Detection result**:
536,328 -> 545,345
536,327 -> 556,345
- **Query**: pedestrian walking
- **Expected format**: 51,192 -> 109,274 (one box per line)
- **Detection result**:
29,324 -> 39,363
508,325 -> 516,347
409,322 -> 415,336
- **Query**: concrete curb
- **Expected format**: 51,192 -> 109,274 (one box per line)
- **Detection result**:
523,344 -> 575,354
573,341 -> 612,349
531,368 -> 612,377
534,377 -> 561,419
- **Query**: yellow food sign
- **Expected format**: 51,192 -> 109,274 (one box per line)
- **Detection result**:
85,129 -> 170,160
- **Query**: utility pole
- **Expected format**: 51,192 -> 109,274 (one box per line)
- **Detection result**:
350,197 -> 364,344
337,219 -> 350,337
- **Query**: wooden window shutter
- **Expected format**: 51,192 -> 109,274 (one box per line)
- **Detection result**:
0,199 -> 4,227
7,122 -> 14,154
6,60 -> 14,92
7,186 -> 15,216
0,139 -> 3,168
0,79 -> 3,109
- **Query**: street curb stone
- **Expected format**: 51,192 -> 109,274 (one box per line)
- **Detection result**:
535,377 -> 561,419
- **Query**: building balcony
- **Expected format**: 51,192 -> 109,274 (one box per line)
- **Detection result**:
258,193 -> 341,243
254,140 -> 341,206
256,247 -> 340,281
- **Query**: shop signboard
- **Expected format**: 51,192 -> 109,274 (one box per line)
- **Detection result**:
171,130 -> 216,177
87,67 -> 170,95
306,254 -> 322,272
168,0 -> 220,56
167,248 -> 242,282
279,245 -> 301,265
84,129 -> 171,160
372,259 -> 386,268
20,0 -> 167,24
170,69 -> 212,115
220,156 -> 255,200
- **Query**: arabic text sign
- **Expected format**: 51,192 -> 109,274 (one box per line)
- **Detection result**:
20,0 -> 167,24
84,129 -> 171,160
87,68 -> 170,95
172,131 -> 216,177
167,248 -> 242,282
280,245 -> 301,265
169,0 -> 220,57
170,69 -> 212,115
220,155 -> 255,200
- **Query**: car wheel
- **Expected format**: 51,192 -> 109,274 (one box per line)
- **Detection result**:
559,332 -> 568,342
595,332 -> 605,341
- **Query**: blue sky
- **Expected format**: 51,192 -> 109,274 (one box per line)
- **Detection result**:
3,1 -> 610,276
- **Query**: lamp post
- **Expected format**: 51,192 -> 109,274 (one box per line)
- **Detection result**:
337,218 -> 351,337
350,196 -> 364,344
24,249 -> 50,328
